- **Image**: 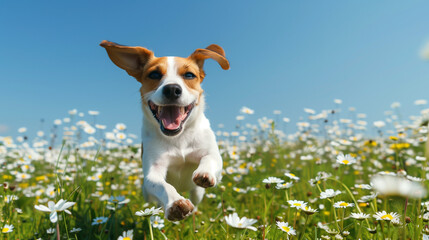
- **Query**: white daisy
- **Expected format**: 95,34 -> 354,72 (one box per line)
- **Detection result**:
1,224 -> 14,233
240,107 -> 254,115
115,123 -> 127,130
276,221 -> 296,236
350,212 -> 370,220
336,153 -> 356,165
224,213 -> 257,231
276,182 -> 294,189
150,215 -> 165,229
70,227 -> 82,233
262,176 -> 284,184
301,206 -> 318,215
284,172 -> 300,180
117,229 -> 133,240
135,207 -> 163,217
34,199 -> 76,223
373,211 -> 400,221
333,201 -> 354,208
354,184 -> 372,190
320,189 -> 342,199
206,193 -> 217,199
288,200 -> 307,209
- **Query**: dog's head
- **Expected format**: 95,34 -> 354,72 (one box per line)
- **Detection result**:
100,41 -> 229,137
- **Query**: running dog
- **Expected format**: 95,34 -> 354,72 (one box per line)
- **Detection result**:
100,40 -> 229,221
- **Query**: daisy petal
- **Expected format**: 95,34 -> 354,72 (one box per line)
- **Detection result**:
35,205 -> 51,212
48,201 -> 56,211
246,226 -> 257,231
60,202 -> 76,210
50,211 -> 58,223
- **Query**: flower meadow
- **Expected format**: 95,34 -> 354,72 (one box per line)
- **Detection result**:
1,101 -> 429,240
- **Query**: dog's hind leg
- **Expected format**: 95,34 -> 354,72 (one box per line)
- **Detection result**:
190,186 -> 205,206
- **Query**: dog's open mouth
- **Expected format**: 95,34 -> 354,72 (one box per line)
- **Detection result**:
148,101 -> 195,136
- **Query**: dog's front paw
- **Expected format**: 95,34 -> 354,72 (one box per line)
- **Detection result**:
193,172 -> 216,188
166,199 -> 194,221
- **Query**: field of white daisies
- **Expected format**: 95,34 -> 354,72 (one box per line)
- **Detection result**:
1,100 -> 429,240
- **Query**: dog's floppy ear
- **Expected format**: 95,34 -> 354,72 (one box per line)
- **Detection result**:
100,40 -> 154,78
189,44 -> 230,70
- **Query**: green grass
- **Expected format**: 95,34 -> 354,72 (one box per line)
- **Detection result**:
1,111 -> 429,240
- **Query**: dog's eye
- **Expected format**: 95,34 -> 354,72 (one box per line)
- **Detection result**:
148,71 -> 163,80
183,72 -> 196,80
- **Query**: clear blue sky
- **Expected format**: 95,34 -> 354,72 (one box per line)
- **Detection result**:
1,1 -> 429,138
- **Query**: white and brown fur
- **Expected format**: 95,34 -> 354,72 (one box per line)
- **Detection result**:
100,41 -> 229,221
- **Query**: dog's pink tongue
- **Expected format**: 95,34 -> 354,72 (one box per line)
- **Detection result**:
159,106 -> 182,130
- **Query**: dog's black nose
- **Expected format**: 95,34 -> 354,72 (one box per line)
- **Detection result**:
162,84 -> 182,100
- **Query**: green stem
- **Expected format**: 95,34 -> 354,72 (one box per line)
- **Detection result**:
387,222 -> 392,239
263,190 -> 275,224
148,217 -> 154,240
330,199 -> 340,232
56,222 -> 60,240
328,177 -> 370,228
298,215 -> 310,240
402,197 -> 408,239
293,210 -> 298,229
357,222 -> 362,239
379,221 -> 386,240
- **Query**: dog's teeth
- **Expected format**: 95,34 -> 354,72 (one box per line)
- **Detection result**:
180,107 -> 185,114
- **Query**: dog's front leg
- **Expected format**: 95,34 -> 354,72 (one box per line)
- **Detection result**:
144,165 -> 194,221
192,153 -> 223,188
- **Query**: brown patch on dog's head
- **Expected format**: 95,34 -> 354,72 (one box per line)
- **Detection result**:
100,40 -> 154,78
188,44 -> 230,79
100,41 -> 229,99
139,57 -> 169,96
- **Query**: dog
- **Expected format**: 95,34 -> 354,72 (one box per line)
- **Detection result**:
100,40 -> 229,221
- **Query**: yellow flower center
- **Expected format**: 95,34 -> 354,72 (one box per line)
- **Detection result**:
293,203 -> 301,206
289,173 -> 295,177
339,202 -> 348,207
154,221 -> 158,225
97,219 -> 103,223
238,223 -> 243,227
281,226 -> 290,232
342,160 -> 349,164
123,238 -> 131,240
2,228 -> 10,233
382,214 -> 393,220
